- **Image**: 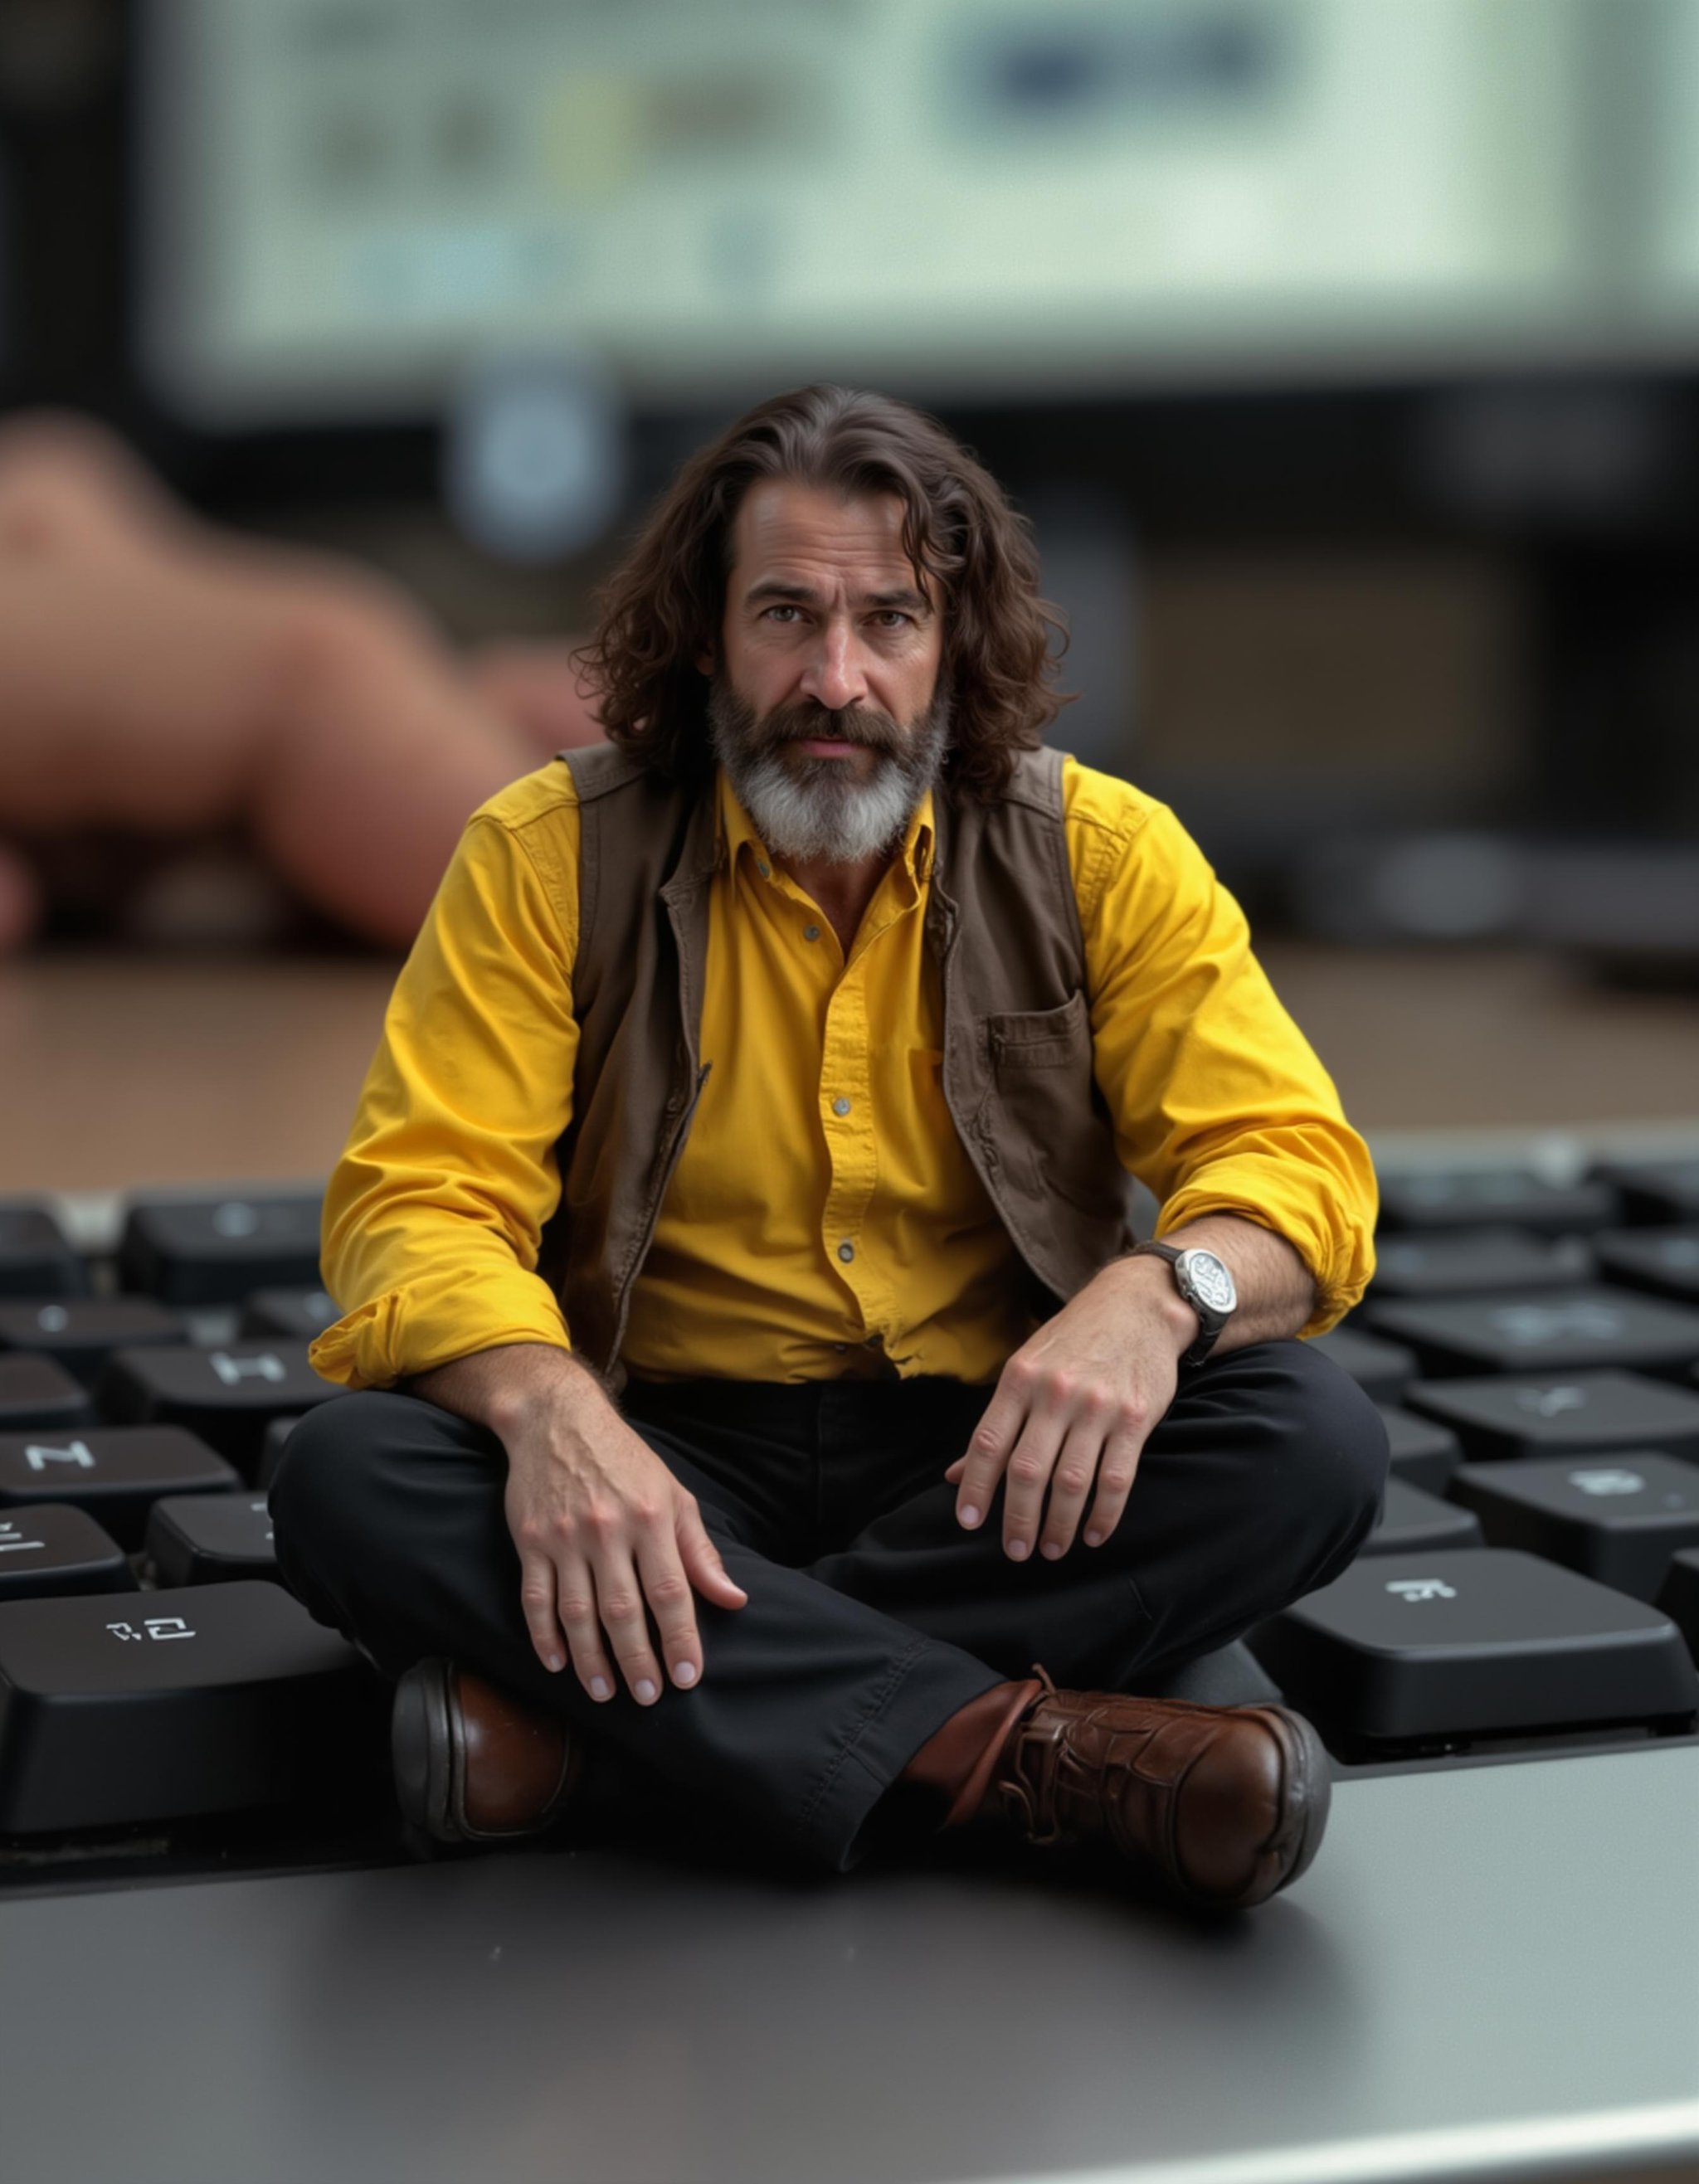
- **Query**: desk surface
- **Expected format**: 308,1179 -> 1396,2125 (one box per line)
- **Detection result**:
2,942 -> 1697,1194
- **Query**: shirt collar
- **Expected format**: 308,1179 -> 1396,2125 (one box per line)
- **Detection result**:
717,767 -> 936,888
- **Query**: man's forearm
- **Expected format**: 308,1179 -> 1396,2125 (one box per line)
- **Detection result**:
1100,1212 -> 1318,1359
400,1341 -> 609,1437
1170,1214 -> 1317,1350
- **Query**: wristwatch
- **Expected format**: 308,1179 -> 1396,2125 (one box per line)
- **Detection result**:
1130,1242 -> 1238,1368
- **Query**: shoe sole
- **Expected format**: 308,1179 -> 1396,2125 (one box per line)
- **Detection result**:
1226,1703 -> 1332,1909
391,1657 -> 582,1847
391,1657 -> 458,1842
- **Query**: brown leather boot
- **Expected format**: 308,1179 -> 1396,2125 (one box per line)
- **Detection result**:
981,1666 -> 1331,1910
391,1658 -> 584,1846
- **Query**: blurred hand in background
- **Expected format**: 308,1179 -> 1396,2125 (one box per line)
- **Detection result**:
0,415 -> 603,954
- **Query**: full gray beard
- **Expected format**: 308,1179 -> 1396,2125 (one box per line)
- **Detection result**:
707,683 -> 952,866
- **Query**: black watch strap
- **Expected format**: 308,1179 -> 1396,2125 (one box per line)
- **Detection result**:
1129,1241 -> 1230,1369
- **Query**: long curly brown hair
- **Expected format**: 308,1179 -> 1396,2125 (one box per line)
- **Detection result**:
572,384 -> 1070,802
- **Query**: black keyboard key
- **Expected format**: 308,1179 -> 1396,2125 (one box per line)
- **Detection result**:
1377,1170 -> 1619,1236
1310,1327 -> 1415,1403
1451,1452 -> 1699,1603
1380,1405 -> 1464,1495
1407,1369 -> 1699,1462
239,1288 -> 340,1343
0,1505 -> 134,1602
145,1494 -> 278,1586
1655,1549 -> 1699,1660
257,1414 -> 303,1490
0,1206 -> 88,1300
1358,1477 -> 1482,1557
0,1357 -> 92,1435
119,1193 -> 324,1307
0,1425 -> 238,1549
1593,1228 -> 1699,1306
1597,1157 -> 1699,1227
1366,1287 -> 1699,1379
1249,1548 -> 1698,1746
0,1581 -> 387,1833
0,1296 -> 187,1385
1369,1229 -> 1592,1301
95,1343 -> 338,1477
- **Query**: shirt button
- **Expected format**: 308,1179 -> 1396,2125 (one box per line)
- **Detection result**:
831,1096 -> 851,1116
803,924 -> 820,942
837,1241 -> 856,1264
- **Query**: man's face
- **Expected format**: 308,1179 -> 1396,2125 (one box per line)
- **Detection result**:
705,479 -> 949,864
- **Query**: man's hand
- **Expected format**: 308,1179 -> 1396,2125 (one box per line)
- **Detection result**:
947,1214 -> 1320,1559
402,1344 -> 747,1704
502,1379 -> 748,1705
946,1255 -> 1196,1561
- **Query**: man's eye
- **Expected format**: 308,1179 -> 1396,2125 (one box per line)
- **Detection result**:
874,610 -> 913,628
762,604 -> 801,623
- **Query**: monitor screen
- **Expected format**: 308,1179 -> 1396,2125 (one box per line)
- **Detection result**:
136,0 -> 1699,429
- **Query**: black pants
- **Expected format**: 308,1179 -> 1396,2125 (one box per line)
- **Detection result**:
269,1343 -> 1387,1872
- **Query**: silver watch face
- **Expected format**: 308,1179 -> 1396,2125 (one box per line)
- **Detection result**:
1176,1249 -> 1236,1317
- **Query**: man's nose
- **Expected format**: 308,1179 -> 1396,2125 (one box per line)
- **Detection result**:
798,620 -> 869,712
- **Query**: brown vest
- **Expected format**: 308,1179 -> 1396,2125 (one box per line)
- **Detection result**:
537,742 -> 1136,1384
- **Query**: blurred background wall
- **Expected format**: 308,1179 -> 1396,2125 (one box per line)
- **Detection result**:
4,0 -> 1699,978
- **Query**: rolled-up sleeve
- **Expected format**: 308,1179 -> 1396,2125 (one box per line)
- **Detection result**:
308,776 -> 581,1390
1066,761 -> 1376,1335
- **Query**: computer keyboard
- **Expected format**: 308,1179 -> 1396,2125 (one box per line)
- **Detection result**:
1595,1155 -> 1699,1223
1363,1286 -> 1699,1376
1448,1449 -> 1699,1598
0,1355 -> 94,1433
0,1189 -> 402,1890
7,1150 -> 1699,1895
0,1579 -> 387,1835
1379,1402 -> 1465,1492
1404,1364 -> 1699,1459
115,1193 -> 327,1304
1244,1144 -> 1699,1779
0,1424 -> 240,1545
97,1338 -> 336,1469
0,1295 -> 185,1377
1375,1168 -> 1620,1233
1252,1546 -> 1699,1755
1592,1223 -> 1699,1301
1365,1227 -> 1593,1298
145,1489 -> 283,1585
1308,1323 -> 1416,1402
1356,1474 -> 1482,1556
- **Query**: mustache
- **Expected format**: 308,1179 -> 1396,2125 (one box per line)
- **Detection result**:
750,702 -> 906,757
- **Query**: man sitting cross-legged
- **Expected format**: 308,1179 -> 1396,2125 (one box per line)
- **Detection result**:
270,383 -> 1386,1911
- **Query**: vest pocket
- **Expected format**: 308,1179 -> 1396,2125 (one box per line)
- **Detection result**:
986,988 -> 1091,1072
981,990 -> 1127,1233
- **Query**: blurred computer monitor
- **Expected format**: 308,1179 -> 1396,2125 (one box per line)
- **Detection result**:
135,0 -> 1699,431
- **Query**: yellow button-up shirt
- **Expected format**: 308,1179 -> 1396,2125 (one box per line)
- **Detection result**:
309,756 -> 1375,1391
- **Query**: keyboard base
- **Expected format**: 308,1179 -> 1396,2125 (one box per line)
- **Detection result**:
5,1746 -> 1699,2184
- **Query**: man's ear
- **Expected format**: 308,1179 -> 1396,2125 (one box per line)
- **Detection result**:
695,637 -> 715,677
